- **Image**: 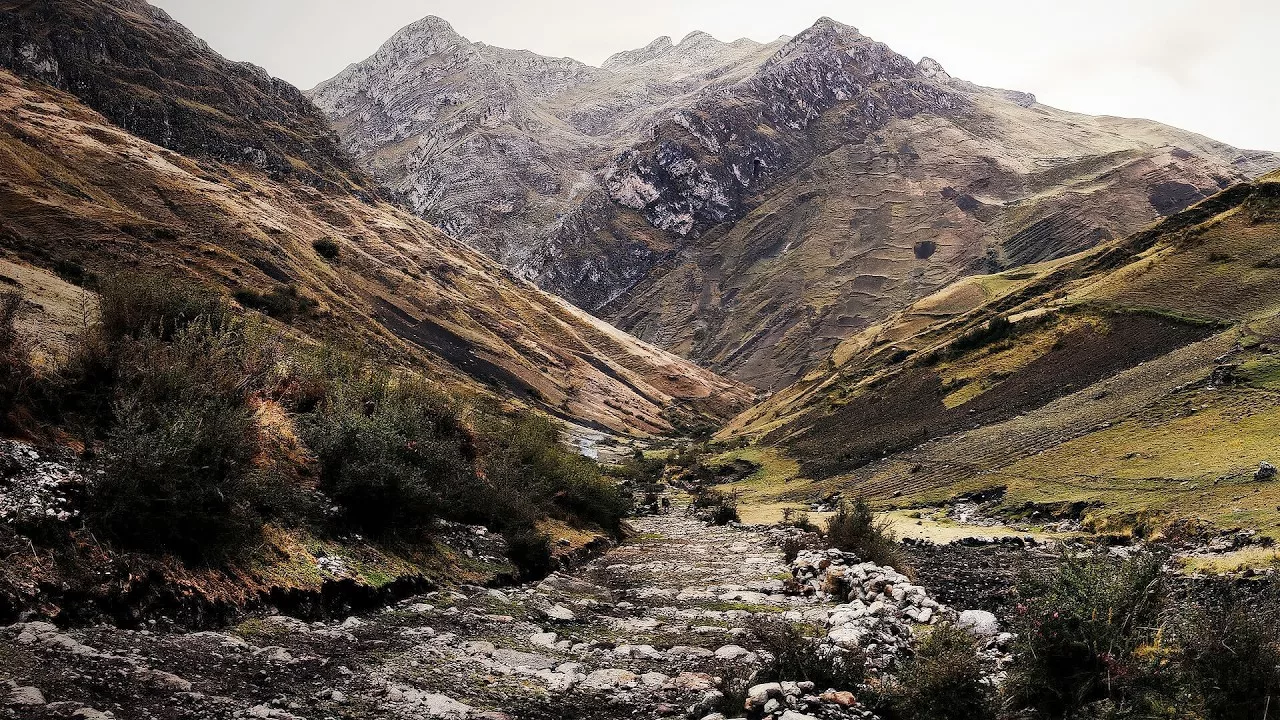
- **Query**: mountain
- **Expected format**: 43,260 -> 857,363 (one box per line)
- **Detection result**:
718,171 -> 1280,536
309,17 -> 785,275
0,0 -> 750,438
314,16 -> 1280,390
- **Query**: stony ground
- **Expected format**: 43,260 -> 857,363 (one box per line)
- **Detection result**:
0,506 -> 1008,720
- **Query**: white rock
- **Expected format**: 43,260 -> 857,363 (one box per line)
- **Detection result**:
828,626 -> 867,649
7,686 -> 46,706
713,644 -> 757,662
957,610 -> 999,638
530,632 -> 558,647
581,669 -> 639,690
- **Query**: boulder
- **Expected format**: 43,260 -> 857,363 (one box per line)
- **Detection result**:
957,610 -> 999,638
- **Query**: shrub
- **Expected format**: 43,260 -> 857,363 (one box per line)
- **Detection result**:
1175,591 -> 1280,720
748,616 -> 864,691
312,237 -> 340,260
298,369 -> 474,536
691,488 -> 740,525
97,273 -> 230,342
476,412 -> 629,534
234,284 -> 318,321
825,498 -> 904,569
782,507 -> 819,532
84,321 -> 266,560
1006,551 -> 1173,719
882,623 -> 993,720
0,291 -> 35,431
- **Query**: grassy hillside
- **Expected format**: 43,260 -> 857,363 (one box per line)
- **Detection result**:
0,70 -> 749,438
718,171 -> 1280,538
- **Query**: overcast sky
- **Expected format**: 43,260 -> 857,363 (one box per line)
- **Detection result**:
153,0 -> 1279,151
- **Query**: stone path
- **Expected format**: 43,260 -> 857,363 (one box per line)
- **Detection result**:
1,506 -> 988,720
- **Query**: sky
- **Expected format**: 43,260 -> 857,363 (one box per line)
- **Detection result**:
152,0 -> 1280,151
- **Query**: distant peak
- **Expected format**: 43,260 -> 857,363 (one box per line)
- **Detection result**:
393,15 -> 462,43
678,30 -> 720,46
918,57 -> 951,80
644,36 -> 675,51
810,16 -> 859,34
602,35 -> 675,70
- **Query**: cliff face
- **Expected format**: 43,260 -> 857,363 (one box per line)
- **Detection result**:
317,15 -> 1280,389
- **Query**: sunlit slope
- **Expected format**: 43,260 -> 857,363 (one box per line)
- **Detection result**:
721,172 -> 1280,534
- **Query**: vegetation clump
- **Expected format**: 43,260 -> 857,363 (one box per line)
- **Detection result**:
312,237 -> 341,260
1006,551 -> 1173,718
748,616 -> 865,691
879,622 -> 993,720
234,284 -> 318,321
690,487 -> 740,525
824,498 -> 904,569
3,272 -> 626,572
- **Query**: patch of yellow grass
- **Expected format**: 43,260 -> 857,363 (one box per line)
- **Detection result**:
1177,547 -> 1280,574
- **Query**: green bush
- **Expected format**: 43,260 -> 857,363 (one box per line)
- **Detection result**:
1175,592 -> 1280,720
748,616 -> 864,691
85,321 -> 267,560
298,369 -> 474,536
883,623 -> 993,720
782,507 -> 819,532
312,237 -> 341,260
234,284 -> 318,321
691,488 -> 740,525
478,413 -> 628,531
1006,551 -> 1173,719
97,272 -> 231,342
825,498 -> 904,569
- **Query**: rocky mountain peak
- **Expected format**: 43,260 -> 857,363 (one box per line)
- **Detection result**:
917,56 -> 951,80
805,16 -> 864,40
0,0 -> 366,192
677,30 -> 720,47
367,14 -> 469,66
602,36 -> 675,70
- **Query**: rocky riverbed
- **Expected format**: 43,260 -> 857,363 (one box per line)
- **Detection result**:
0,504 -> 1016,720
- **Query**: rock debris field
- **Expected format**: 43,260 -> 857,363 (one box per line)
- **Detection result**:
1,507 -> 1008,720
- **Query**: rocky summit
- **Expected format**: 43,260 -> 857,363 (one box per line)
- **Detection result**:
312,16 -> 1279,388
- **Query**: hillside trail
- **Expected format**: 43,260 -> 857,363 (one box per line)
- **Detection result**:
2,505 -> 908,720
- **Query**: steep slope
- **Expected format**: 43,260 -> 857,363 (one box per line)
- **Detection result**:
316,16 -> 1279,390
0,0 -> 367,193
0,0 -> 751,438
719,172 -> 1280,536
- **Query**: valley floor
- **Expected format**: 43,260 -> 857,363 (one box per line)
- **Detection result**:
0,503 -> 1035,720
